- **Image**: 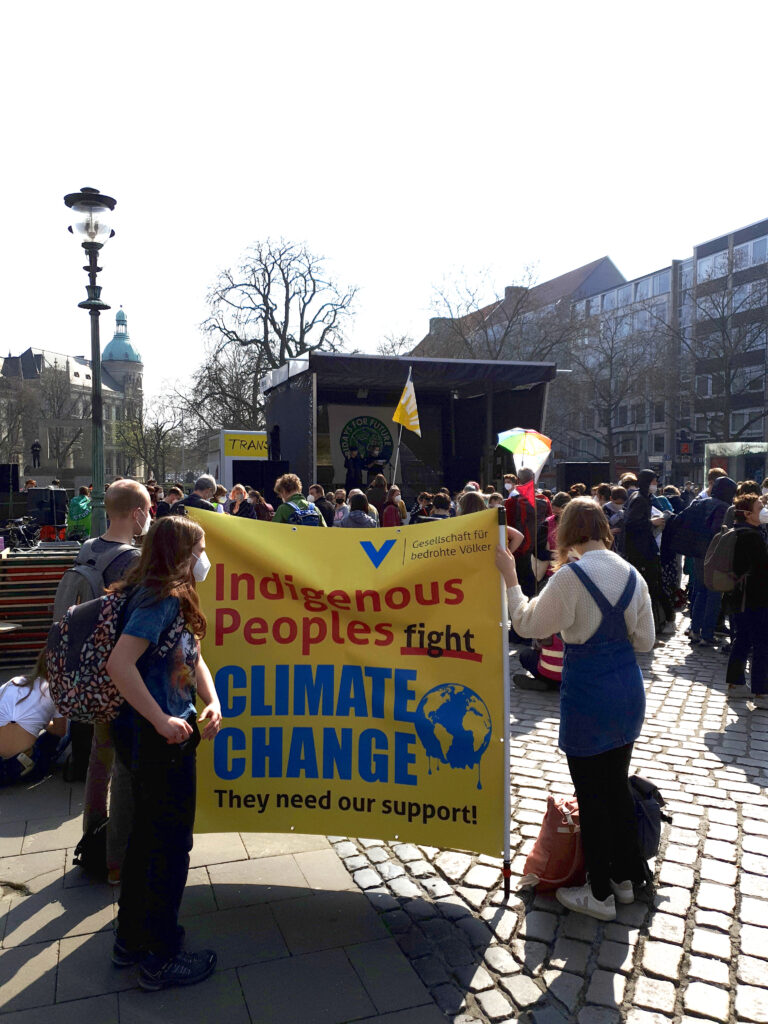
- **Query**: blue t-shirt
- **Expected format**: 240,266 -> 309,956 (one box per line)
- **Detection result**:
122,589 -> 199,720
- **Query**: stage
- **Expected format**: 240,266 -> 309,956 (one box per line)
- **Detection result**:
262,353 -> 557,496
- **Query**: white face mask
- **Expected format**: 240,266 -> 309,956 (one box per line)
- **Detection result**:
192,551 -> 211,582
649,483 -> 658,494
504,482 -> 513,492
762,488 -> 768,497
759,507 -> 768,525
135,509 -> 150,536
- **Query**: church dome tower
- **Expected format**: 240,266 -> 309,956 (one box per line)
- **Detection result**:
102,306 -> 143,416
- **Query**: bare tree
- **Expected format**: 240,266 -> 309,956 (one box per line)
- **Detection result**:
551,309 -> 663,477
40,359 -> 90,470
116,405 -> 182,482
204,239 -> 357,369
421,268 -> 575,363
654,269 -> 768,442
376,333 -> 414,358
175,341 -> 266,435
0,377 -> 25,464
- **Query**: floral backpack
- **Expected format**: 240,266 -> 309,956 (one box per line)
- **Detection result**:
46,590 -> 185,722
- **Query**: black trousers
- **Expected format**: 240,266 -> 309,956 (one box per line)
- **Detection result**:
112,713 -> 199,958
567,743 -> 645,901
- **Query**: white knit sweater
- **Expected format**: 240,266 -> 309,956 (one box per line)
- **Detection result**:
507,549 -> 656,651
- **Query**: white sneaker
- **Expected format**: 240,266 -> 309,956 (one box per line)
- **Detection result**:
609,879 -> 635,905
556,883 -> 616,921
750,694 -> 768,709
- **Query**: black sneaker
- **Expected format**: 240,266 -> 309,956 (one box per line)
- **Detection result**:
139,949 -> 217,991
112,925 -> 185,968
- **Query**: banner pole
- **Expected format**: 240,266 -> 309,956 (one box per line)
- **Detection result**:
498,506 -> 512,899
392,423 -> 404,487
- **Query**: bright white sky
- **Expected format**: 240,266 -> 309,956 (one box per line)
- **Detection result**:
3,1 -> 767,399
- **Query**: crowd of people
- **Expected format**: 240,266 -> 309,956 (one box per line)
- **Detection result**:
2,457 -> 767,983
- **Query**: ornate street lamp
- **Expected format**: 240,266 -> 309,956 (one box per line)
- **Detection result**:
63,187 -> 117,537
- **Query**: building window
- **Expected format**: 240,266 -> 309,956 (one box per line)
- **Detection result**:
681,261 -> 694,290
617,285 -> 633,307
653,435 -> 665,453
753,237 -> 767,266
635,278 -> 651,301
73,371 -> 80,378
653,270 -> 670,296
697,251 -> 728,282
603,290 -> 617,312
587,296 -> 601,317
730,409 -> 764,436
617,405 -> 628,427
653,401 -> 665,423
631,403 -> 646,424
619,436 -> 637,454
680,401 -> 691,427
696,375 -> 712,398
635,309 -> 649,332
695,414 -> 708,434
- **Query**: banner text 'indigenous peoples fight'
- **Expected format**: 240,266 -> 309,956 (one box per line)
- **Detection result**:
192,508 -> 507,855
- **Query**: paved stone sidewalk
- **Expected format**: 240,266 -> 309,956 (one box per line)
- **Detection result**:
2,616 -> 767,1022
330,619 -> 768,1024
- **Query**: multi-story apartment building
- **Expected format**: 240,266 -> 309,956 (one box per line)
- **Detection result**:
413,217 -> 768,485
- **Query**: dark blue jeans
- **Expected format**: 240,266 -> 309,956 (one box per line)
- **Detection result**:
112,711 -> 199,958
726,606 -> 768,694
690,558 -> 722,641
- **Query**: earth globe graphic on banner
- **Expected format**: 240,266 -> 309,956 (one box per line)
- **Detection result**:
414,684 -> 492,790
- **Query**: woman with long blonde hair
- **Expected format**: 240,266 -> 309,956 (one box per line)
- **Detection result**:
106,515 -> 221,991
497,497 -> 654,921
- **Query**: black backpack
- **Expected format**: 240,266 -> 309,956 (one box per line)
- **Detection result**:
73,818 -> 108,879
630,775 -> 671,860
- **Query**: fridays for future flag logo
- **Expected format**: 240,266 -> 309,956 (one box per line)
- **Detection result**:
392,369 -> 421,436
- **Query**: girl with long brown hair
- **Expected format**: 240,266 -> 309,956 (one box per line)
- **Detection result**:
497,497 -> 654,922
106,515 -> 221,991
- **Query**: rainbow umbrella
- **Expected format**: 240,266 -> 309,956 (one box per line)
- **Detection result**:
497,428 -> 552,480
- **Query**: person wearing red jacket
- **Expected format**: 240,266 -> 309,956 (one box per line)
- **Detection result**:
504,468 -> 552,598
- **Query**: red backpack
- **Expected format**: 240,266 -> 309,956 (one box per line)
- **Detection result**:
521,795 -> 586,891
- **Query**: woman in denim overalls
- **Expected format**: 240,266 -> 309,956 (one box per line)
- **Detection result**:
497,497 -> 654,920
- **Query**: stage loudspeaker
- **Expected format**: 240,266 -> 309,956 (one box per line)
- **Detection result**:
0,464 -> 19,492
26,487 -> 68,526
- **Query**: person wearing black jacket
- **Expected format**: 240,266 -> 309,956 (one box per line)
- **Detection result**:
725,494 -> 768,707
229,485 -> 257,519
686,475 -> 737,645
308,485 -> 335,527
624,469 -> 673,632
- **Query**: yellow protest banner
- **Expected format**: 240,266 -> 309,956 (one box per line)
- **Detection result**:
192,508 -> 509,856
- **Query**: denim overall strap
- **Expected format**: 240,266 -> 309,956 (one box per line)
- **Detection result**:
567,562 -> 614,617
613,568 -> 637,614
567,562 -> 637,644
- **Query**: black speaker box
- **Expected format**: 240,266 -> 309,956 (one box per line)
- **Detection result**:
26,487 -> 68,526
0,464 -> 19,492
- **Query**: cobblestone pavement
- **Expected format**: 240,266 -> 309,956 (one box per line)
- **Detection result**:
332,616 -> 768,1024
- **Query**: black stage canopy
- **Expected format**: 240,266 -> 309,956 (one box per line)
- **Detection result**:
263,352 -> 556,497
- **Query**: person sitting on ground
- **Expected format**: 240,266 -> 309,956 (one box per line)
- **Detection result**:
0,650 -> 68,785
308,484 -> 335,527
496,497 -> 654,921
365,473 -> 389,517
332,488 -> 350,527
229,484 -> 256,519
724,493 -> 768,708
458,491 -> 487,515
514,633 -> 564,691
272,474 -> 326,525
174,475 -> 217,513
156,487 -> 183,518
341,492 -> 377,528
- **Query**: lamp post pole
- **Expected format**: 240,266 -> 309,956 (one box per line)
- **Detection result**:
64,187 -> 117,538
81,244 -> 109,537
